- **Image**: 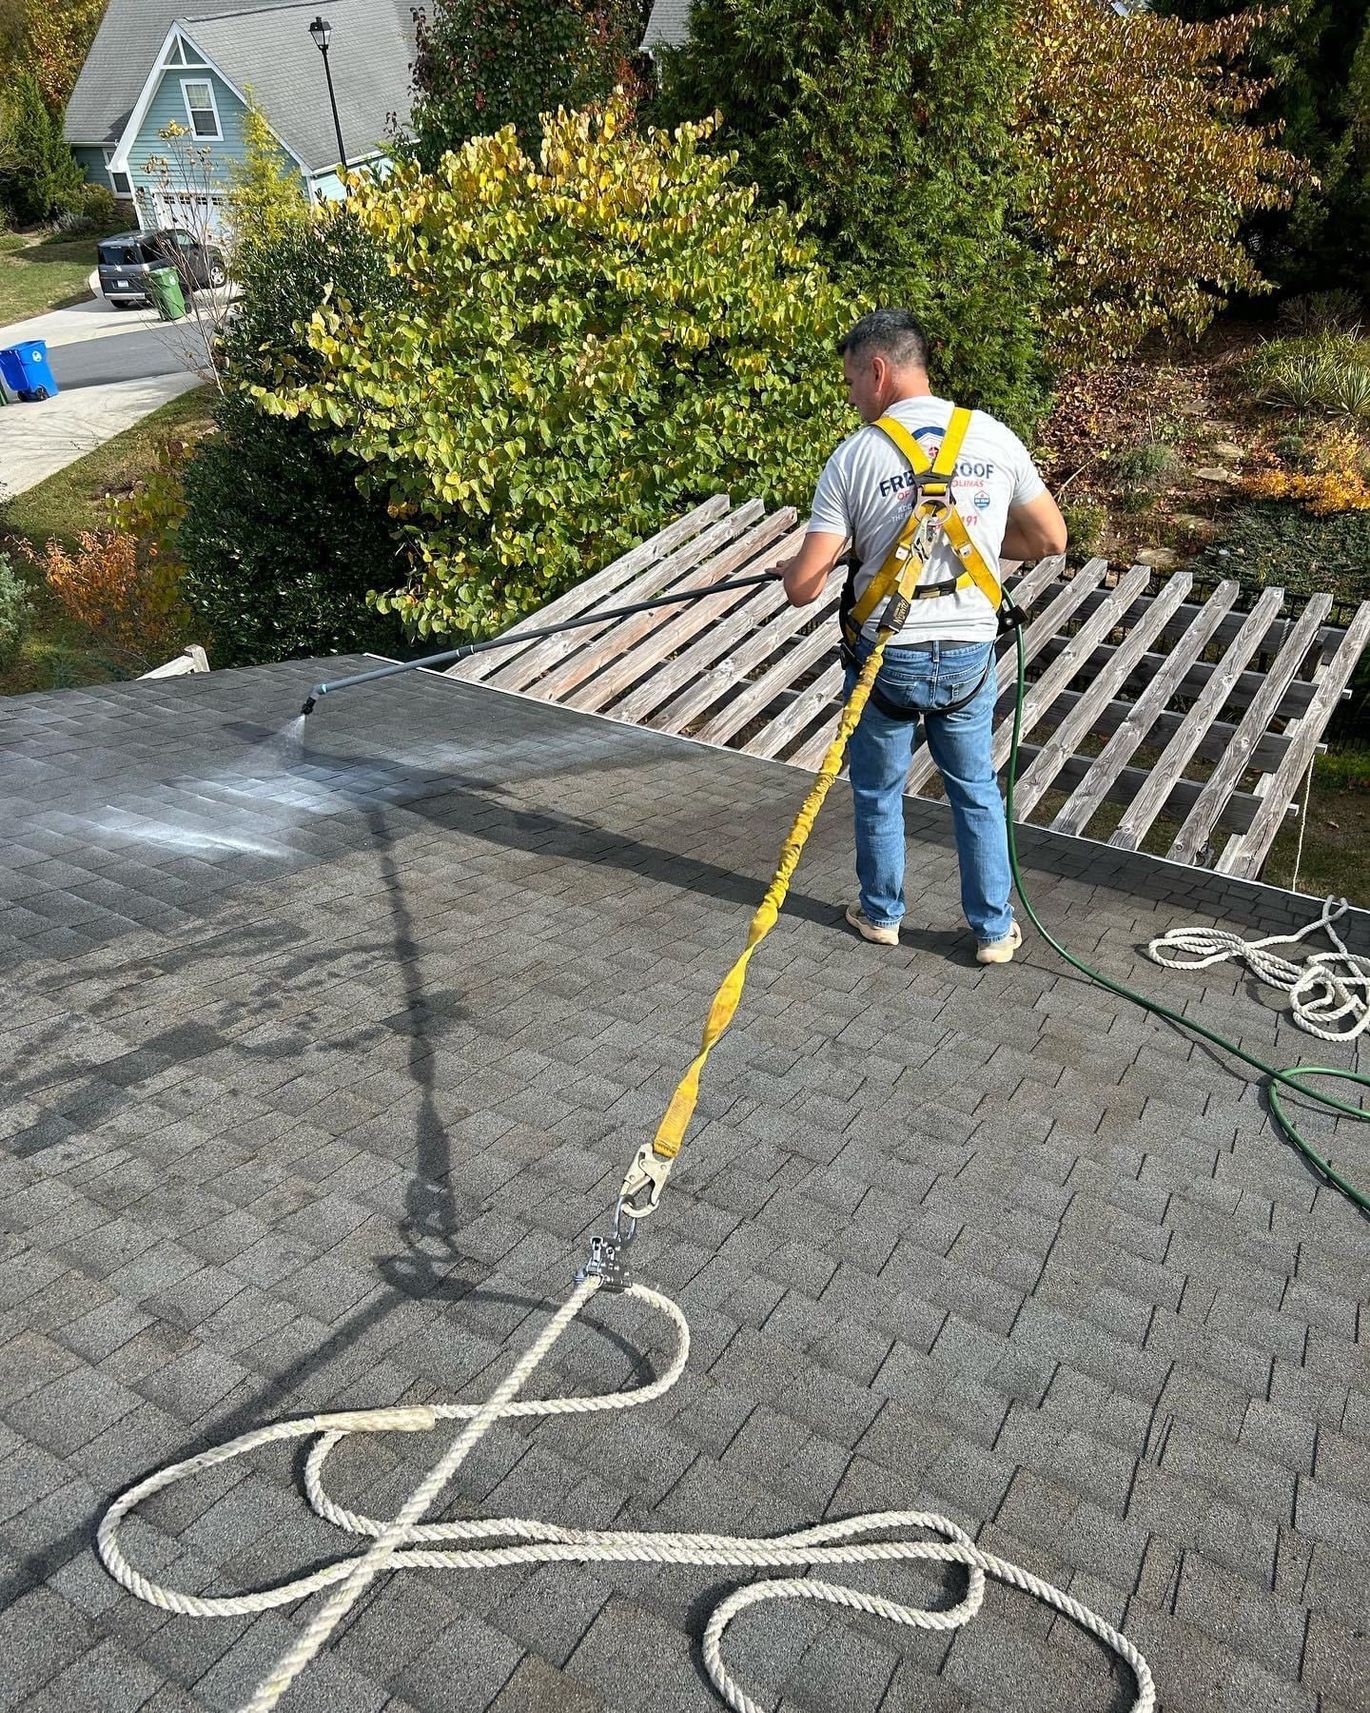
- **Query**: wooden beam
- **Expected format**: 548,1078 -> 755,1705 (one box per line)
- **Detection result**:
449,494 -> 730,684
695,619 -> 840,746
746,659 -> 846,760
1168,593 -> 1333,866
989,563 -> 1153,774
902,556 -> 1096,797
1010,571 -> 1193,820
503,500 -> 768,697
1216,601 -> 1370,878
1050,580 -> 1241,838
1027,633 -> 1326,719
565,509 -> 799,713
1068,583 -> 1344,658
1008,748 -> 1279,833
611,540 -> 805,725
1107,585 -> 1287,851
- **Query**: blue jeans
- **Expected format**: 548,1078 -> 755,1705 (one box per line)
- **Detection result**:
844,638 -> 1014,943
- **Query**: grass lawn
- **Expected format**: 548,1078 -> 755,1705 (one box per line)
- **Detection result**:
1,384 -> 217,696
1263,745 -> 1370,907
0,222 -> 128,326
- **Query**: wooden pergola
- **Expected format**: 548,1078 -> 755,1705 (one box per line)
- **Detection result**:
447,496 -> 1370,880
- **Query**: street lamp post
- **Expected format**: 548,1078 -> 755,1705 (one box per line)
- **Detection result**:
308,15 -> 347,178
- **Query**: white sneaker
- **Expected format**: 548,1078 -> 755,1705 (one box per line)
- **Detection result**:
845,902 -> 900,946
976,920 -> 1023,965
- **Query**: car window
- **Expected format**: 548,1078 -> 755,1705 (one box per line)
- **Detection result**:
171,230 -> 196,250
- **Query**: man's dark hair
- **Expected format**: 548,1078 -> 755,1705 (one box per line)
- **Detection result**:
837,308 -> 930,371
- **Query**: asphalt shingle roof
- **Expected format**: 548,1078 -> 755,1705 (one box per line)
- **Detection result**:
1,658 -> 1367,1713
64,0 -> 414,168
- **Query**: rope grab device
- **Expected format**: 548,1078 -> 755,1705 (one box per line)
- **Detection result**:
98,415 -> 1368,1713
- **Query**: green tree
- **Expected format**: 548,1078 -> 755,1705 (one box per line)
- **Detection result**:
1153,0 -> 1370,299
247,99 -> 855,641
0,66 -> 82,222
649,0 -> 1050,431
409,0 -> 647,167
225,96 -> 307,255
179,205 -> 405,666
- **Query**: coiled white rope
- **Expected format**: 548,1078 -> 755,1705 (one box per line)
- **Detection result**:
98,1275 -> 1154,1713
1146,895 -> 1370,1043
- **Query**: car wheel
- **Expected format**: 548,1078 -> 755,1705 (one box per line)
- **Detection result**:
207,258 -> 227,288
113,299 -> 138,311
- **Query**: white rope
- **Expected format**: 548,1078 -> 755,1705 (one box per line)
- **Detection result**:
1146,895 -> 1370,1043
98,1275 -> 1154,1713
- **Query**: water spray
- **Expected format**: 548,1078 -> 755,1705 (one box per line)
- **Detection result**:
300,570 -> 780,716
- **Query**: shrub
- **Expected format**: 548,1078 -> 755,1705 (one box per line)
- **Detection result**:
179,203 -> 405,666
1200,501 -> 1370,605
1243,424 -> 1370,515
1112,444 -> 1181,488
650,0 -> 1050,432
1060,499 -> 1107,557
0,550 -> 33,671
248,100 -> 855,641
1247,335 -> 1370,420
1021,0 -> 1304,364
54,181 -> 119,232
409,0 -> 647,167
1278,289 -> 1364,338
32,528 -> 187,667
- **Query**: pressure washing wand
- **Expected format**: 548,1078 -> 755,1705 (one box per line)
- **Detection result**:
300,570 -> 780,716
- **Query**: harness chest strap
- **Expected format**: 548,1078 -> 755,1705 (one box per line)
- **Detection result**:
842,406 -> 1005,644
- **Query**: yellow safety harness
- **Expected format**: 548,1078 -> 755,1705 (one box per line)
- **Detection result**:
611,404 -> 1023,1236
840,405 -> 1009,652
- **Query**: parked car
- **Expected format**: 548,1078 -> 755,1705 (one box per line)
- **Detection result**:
97,229 -> 229,307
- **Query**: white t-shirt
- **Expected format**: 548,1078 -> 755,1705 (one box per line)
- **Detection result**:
807,395 -> 1047,644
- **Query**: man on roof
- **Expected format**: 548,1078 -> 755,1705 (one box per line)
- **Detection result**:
778,308 -> 1068,965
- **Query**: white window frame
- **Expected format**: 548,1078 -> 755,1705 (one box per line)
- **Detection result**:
101,146 -> 133,197
181,76 -> 222,141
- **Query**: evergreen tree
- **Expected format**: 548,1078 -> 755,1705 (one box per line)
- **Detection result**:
1153,0 -> 1370,299
409,0 -> 647,168
0,66 -> 82,222
649,0 -> 1051,430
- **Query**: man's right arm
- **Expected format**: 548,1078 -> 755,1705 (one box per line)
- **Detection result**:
1001,491 -> 1068,562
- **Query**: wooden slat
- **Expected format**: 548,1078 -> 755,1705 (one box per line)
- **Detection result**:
487,501 -> 765,694
1012,750 -> 1276,832
695,619 -> 840,745
449,494 -> 730,684
783,555 -> 1068,773
901,555 -> 1093,797
1069,583 -> 1343,659
747,660 -> 845,760
1050,580 -> 1240,838
1216,601 -> 1370,878
1029,683 -> 1296,774
1107,585 -> 1286,851
1168,594 -> 1333,866
1011,571 -> 1193,819
610,534 -> 805,724
566,509 -> 798,713
988,563 -> 1152,774
1028,634 -> 1326,719
649,584 -> 836,735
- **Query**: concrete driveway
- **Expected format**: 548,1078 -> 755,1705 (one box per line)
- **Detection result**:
0,289 -> 222,499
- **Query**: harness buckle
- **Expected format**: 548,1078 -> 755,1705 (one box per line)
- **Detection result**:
997,599 -> 1027,635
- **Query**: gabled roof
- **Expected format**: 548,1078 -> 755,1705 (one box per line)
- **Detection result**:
65,0 -> 415,170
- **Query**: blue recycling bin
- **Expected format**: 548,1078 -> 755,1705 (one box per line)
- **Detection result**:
0,340 -> 59,402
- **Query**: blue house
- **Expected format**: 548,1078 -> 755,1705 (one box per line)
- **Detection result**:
64,0 -> 415,234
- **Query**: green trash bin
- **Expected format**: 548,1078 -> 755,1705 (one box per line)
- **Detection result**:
147,263 -> 187,322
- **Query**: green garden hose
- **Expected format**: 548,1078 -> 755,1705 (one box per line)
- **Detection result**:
1004,626 -> 1369,1215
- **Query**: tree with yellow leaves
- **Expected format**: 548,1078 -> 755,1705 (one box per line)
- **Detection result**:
1021,0 -> 1307,364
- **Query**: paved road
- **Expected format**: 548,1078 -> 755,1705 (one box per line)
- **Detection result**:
47,323 -> 205,389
